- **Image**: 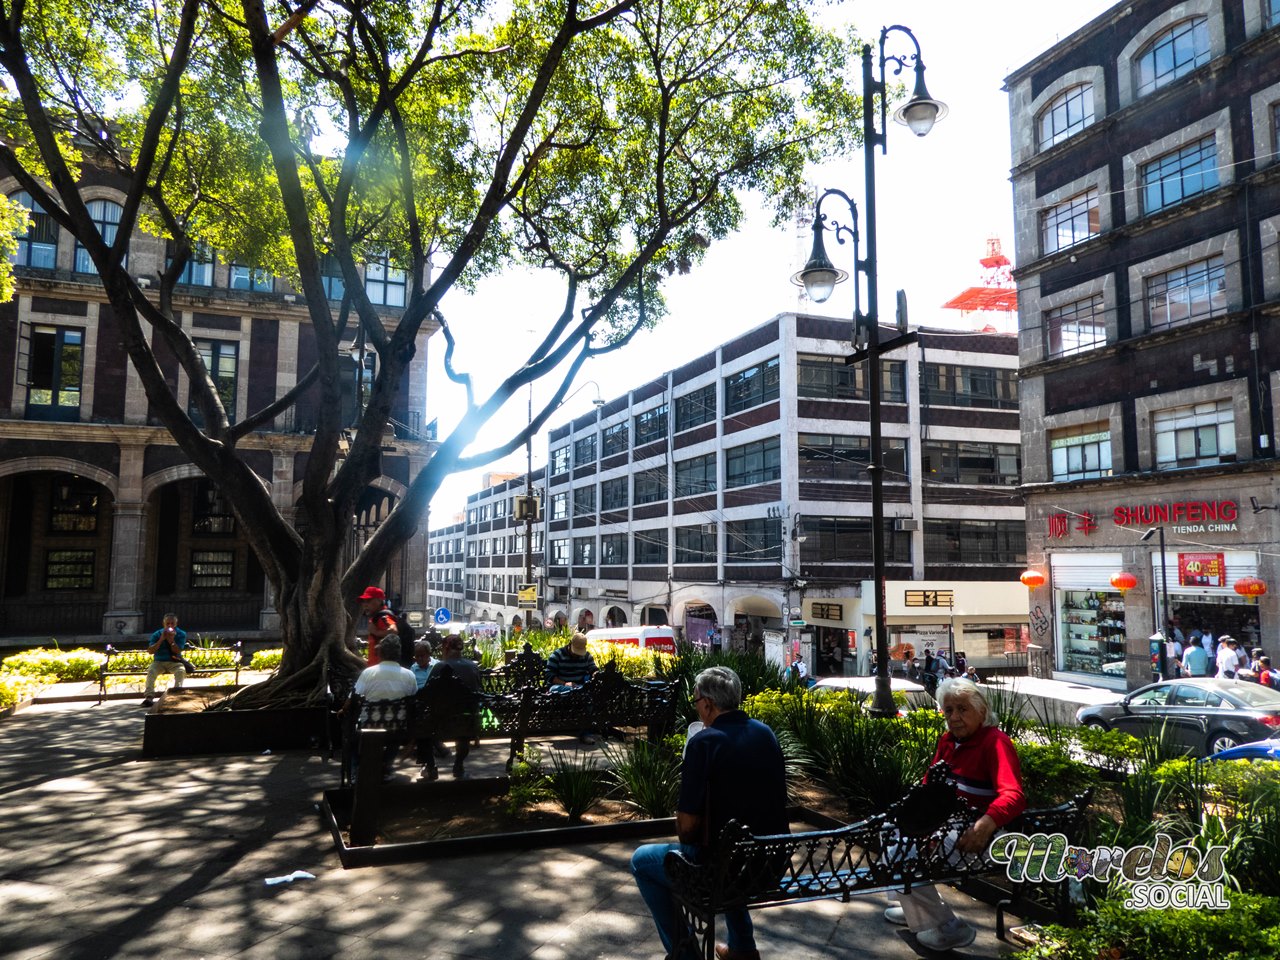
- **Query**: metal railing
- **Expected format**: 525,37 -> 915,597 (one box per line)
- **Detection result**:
0,600 -> 107,637
141,598 -> 262,632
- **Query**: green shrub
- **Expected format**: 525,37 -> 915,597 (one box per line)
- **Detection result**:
0,675 -> 38,710
543,750 -> 610,822
819,710 -> 943,817
0,648 -> 104,682
660,647 -> 787,724
249,648 -> 283,671
1011,891 -> 1280,960
1015,740 -> 1097,806
602,739 -> 681,819
504,744 -> 550,815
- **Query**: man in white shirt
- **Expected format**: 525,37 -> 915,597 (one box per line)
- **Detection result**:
349,636 -> 417,780
1215,636 -> 1241,679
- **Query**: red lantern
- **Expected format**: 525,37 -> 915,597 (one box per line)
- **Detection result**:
1019,569 -> 1046,590
1110,571 -> 1137,595
1234,576 -> 1268,598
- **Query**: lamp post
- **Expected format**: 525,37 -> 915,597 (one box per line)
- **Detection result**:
792,24 -> 945,717
1141,526 -> 1172,679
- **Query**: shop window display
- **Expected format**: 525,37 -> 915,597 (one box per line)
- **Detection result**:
1061,589 -> 1126,675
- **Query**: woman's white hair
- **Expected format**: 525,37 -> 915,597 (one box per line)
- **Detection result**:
934,677 -> 999,727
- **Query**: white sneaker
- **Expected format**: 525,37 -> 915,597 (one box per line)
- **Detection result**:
883,904 -> 907,925
916,918 -> 976,952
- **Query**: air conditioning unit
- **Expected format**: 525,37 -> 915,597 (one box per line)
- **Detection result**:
894,519 -> 920,532
701,524 -> 716,535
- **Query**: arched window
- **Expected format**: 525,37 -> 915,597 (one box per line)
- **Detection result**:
10,190 -> 58,268
1037,84 -> 1095,151
73,198 -> 125,274
1133,18 -> 1210,97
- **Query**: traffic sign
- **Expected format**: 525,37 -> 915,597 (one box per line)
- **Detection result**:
434,607 -> 451,625
789,619 -> 807,627
517,584 -> 538,609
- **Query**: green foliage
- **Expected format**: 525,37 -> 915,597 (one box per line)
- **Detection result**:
249,649 -> 283,671
0,648 -> 104,682
982,681 -> 1033,740
503,744 -> 550,815
819,709 -> 945,817
543,750 -> 610,822
602,739 -> 681,819
659,647 -> 788,724
0,675 -> 38,710
1074,724 -> 1143,775
1010,892 -> 1280,960
1015,741 -> 1097,806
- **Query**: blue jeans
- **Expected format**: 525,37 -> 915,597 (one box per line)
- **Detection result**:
630,843 -> 755,957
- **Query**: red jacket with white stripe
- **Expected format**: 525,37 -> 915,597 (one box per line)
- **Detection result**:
927,723 -> 1027,828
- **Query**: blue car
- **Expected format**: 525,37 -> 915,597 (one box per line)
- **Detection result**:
1204,733 -> 1280,762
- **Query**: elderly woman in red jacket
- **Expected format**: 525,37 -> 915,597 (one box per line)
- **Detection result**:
884,677 -> 1026,952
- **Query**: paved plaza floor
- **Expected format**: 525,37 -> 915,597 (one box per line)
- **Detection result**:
0,693 -> 1026,960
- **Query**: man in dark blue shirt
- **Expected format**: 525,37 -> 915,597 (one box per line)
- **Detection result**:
631,666 -> 788,960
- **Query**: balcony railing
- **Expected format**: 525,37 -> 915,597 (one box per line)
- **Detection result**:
0,599 -> 106,637
141,598 -> 262,632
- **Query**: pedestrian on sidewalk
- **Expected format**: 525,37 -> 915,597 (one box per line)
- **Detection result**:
141,612 -> 187,707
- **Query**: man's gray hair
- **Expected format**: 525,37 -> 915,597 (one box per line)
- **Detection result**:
377,635 -> 402,662
414,638 -> 433,656
693,666 -> 742,712
935,677 -> 999,727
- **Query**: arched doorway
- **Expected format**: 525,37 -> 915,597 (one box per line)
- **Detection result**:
604,605 -> 627,628
683,601 -> 719,648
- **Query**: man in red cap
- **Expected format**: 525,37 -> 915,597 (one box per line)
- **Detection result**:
358,586 -> 396,664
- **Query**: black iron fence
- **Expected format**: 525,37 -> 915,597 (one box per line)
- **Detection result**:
141,598 -> 262,633
0,600 -> 107,637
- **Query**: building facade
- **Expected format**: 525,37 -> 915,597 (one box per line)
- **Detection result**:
1007,0 -> 1280,688
445,312 -> 1028,670
0,171 -> 436,641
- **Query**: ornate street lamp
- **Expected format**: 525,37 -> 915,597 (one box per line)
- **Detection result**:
791,25 -> 945,717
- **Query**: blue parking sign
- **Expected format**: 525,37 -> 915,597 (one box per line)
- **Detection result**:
434,607 -> 451,625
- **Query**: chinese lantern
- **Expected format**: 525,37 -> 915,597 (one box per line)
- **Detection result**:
1234,576 -> 1267,598
1110,571 -> 1137,595
1019,569 -> 1046,590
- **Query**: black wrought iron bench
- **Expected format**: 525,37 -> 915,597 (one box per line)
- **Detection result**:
96,640 -> 243,704
664,764 -> 1093,959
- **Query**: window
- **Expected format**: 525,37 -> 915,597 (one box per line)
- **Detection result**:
493,498 -> 507,519
673,453 -> 716,496
1146,256 -> 1226,329
319,252 -> 345,301
191,339 -> 239,423
25,325 -> 83,421
50,477 -> 98,532
1050,424 -> 1113,480
924,520 -> 1026,565
550,539 -> 570,565
550,492 -> 569,520
922,441 -> 1021,486
725,437 -> 780,488
601,476 -> 629,511
74,199 -> 124,274
192,478 -> 235,534
230,263 -> 274,292
725,518 -> 781,563
1046,295 -> 1106,357
574,434 -> 597,465
675,384 -> 716,431
801,517 -> 911,564
1037,84 -> 1095,151
1154,400 -> 1236,468
573,485 -> 596,517
633,467 -> 668,505
1269,0 -> 1279,28
919,364 -> 1018,409
602,422 -> 629,456
550,447 -> 570,475
190,550 -> 234,588
634,404 -> 668,446
798,356 -> 908,403
365,253 -> 406,306
45,549 -> 94,589
676,525 -> 717,564
1041,190 -> 1099,254
797,434 -> 908,481
574,536 -> 595,566
466,573 -> 476,590
1142,136 -> 1218,214
1134,19 -> 1210,97
10,190 -> 57,268
478,538 -> 489,556
167,241 -> 214,286
724,357 -> 780,414
601,533 -> 628,565
633,529 -> 667,564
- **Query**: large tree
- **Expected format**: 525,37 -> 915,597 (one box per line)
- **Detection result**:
0,0 -> 860,705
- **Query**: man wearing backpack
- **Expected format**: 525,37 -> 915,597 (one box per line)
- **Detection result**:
357,586 -> 397,665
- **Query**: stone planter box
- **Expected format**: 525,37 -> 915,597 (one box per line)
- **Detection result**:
143,705 -> 331,757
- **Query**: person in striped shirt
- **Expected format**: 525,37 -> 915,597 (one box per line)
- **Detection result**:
546,632 -> 599,744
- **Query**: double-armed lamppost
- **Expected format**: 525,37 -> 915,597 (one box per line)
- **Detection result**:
792,25 -> 946,716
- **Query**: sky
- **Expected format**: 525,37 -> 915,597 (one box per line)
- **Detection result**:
422,0 -> 1119,522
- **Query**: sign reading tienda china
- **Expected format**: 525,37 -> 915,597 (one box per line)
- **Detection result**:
1112,500 -> 1239,534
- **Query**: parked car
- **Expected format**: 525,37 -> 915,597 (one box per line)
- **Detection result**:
1203,732 -> 1280,763
1076,678 -> 1280,757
